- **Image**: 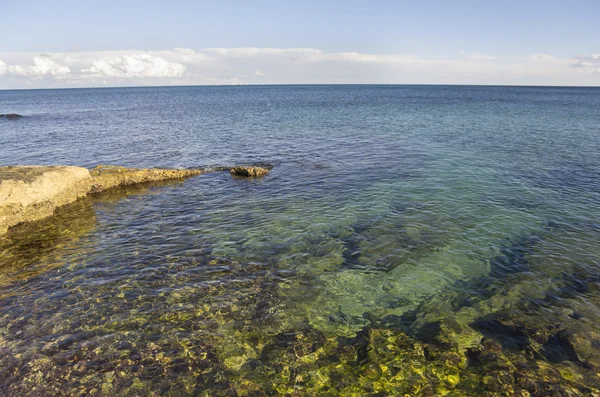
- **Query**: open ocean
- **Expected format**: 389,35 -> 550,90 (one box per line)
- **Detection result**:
1,85 -> 600,395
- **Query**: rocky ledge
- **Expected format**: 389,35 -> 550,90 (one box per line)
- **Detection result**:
0,165 -> 204,235
0,113 -> 23,120
88,165 -> 203,193
0,166 -> 91,235
0,163 -> 271,236
229,165 -> 271,177
0,165 -> 272,235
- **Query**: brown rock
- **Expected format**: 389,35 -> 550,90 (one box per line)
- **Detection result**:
1,163 -> 270,235
0,166 -> 92,235
229,166 -> 270,177
0,165 -> 205,236
89,165 -> 203,193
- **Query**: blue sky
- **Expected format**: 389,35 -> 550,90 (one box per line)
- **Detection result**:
1,0 -> 599,87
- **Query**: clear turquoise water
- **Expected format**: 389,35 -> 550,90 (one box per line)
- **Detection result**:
1,85 -> 600,395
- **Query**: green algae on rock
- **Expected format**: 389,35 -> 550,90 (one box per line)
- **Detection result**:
2,216 -> 600,395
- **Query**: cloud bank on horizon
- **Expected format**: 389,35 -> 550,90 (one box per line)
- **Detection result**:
0,47 -> 599,89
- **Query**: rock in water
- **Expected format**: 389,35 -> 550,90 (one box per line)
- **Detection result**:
0,113 -> 23,120
89,165 -> 203,193
229,166 -> 270,177
0,166 -> 92,235
0,165 -> 205,235
1,164 -> 270,235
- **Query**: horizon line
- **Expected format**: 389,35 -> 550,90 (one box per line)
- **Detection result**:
1,82 -> 599,92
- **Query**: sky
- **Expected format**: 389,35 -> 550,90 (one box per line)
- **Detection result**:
1,0 -> 599,88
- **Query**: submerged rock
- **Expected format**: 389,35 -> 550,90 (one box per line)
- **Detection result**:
229,165 -> 270,177
0,113 -> 23,120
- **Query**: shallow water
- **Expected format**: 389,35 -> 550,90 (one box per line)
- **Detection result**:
1,85 -> 600,395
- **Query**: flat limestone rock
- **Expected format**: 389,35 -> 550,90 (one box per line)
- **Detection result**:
89,165 -> 203,193
0,166 -> 92,235
1,163 -> 270,235
229,165 -> 270,177
0,165 -> 205,236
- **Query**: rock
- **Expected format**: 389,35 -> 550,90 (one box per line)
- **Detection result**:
1,163 -> 270,235
229,166 -> 270,177
0,166 -> 93,235
0,165 -> 205,236
555,329 -> 600,368
0,113 -> 23,120
89,165 -> 203,193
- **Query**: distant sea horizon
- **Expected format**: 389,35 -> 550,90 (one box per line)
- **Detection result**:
2,82 -> 600,92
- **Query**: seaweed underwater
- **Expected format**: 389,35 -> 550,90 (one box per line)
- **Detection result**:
1,85 -> 600,395
1,186 -> 600,396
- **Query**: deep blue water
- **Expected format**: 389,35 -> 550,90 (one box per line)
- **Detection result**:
1,85 -> 600,395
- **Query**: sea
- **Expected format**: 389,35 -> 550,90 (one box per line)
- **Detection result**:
1,85 -> 600,395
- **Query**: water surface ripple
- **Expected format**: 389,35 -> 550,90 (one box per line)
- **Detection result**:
1,85 -> 600,395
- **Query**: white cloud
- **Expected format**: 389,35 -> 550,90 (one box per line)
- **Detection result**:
572,61 -> 594,68
31,57 -> 70,76
0,47 -> 598,88
530,53 -> 555,60
150,48 -> 213,65
0,60 -> 6,75
204,47 -> 321,57
572,54 -> 600,71
202,47 -> 421,65
82,53 -> 186,78
571,54 -> 600,76
320,51 -> 421,64
8,56 -> 70,76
